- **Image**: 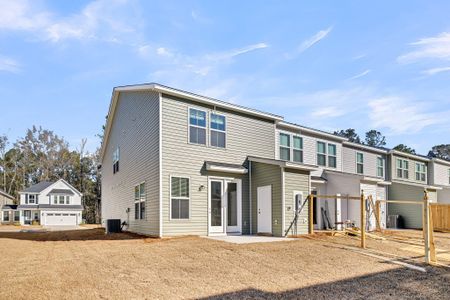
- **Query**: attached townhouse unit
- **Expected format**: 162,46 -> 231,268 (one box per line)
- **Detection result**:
0,179 -> 83,226
1,189 -> 17,224
100,83 -> 449,236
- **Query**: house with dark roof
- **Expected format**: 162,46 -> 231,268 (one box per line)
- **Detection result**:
1,189 -> 16,224
4,179 -> 84,226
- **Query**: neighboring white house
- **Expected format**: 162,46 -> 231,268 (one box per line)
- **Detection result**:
14,179 -> 83,226
1,189 -> 16,224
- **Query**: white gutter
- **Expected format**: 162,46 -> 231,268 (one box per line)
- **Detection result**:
278,121 -> 347,142
389,150 -> 430,162
343,141 -> 388,155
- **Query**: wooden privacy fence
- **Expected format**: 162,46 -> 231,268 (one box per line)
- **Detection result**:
430,203 -> 450,231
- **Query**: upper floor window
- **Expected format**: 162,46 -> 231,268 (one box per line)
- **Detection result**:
356,152 -> 364,174
328,144 -> 337,168
113,147 -> 120,174
415,163 -> 427,182
317,142 -> 326,166
53,195 -> 71,205
293,136 -> 303,163
396,158 -> 409,179
280,133 -> 290,161
317,142 -> 336,168
134,183 -> 146,220
210,113 -> 226,148
377,157 -> 385,177
189,108 -> 206,145
171,177 -> 190,219
28,194 -> 36,204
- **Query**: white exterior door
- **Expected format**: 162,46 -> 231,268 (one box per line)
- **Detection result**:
45,213 -> 77,226
257,185 -> 272,234
208,178 -> 242,235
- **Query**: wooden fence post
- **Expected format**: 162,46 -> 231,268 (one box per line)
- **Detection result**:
423,190 -> 430,264
375,199 -> 381,232
360,190 -> 366,248
308,194 -> 314,235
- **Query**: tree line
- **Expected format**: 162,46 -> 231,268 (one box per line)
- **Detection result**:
334,128 -> 450,159
0,126 -> 101,223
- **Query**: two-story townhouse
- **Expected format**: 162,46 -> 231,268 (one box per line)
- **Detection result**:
429,158 -> 450,204
15,179 -> 83,226
1,189 -> 17,224
275,121 -> 390,230
100,84 -> 318,237
387,150 -> 441,228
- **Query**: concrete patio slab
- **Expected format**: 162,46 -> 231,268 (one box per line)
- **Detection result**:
204,235 -> 297,244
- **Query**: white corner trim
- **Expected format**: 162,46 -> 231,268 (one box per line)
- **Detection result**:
281,167 -> 285,236
158,92 -> 163,238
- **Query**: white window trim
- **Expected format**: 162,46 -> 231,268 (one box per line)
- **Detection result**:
396,158 -> 409,179
187,106 -> 208,147
28,194 -> 36,204
356,152 -> 364,174
327,143 -> 337,168
134,181 -> 146,220
279,132 -> 291,161
209,111 -> 227,149
377,156 -> 385,178
316,141 -> 327,167
169,175 -> 191,221
292,135 -> 303,163
415,163 -> 427,182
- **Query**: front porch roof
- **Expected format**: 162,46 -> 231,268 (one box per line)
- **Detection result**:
247,156 -> 318,171
311,176 -> 327,184
391,179 -> 443,190
2,204 -> 18,210
205,161 -> 248,174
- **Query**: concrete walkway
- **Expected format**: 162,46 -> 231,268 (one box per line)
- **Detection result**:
204,235 -> 297,244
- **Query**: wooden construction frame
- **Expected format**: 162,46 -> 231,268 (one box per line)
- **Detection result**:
308,191 -> 438,265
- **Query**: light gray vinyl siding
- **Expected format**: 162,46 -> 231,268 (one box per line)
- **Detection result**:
284,169 -> 310,236
250,162 -> 282,236
275,127 -> 343,176
388,182 -> 435,229
432,162 -> 450,186
391,154 -> 429,185
437,188 -> 450,204
101,91 -> 160,236
161,94 -> 276,236
342,146 -> 385,178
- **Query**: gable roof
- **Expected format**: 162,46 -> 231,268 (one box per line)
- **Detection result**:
100,83 -> 284,160
22,181 -> 54,193
0,189 -> 14,200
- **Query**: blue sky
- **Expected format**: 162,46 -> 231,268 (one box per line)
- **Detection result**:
0,0 -> 449,154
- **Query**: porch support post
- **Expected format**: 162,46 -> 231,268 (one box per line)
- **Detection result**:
360,190 -> 366,248
308,193 -> 314,235
423,190 -> 430,264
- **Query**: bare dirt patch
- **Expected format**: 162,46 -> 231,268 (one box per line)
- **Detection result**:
0,229 -> 448,299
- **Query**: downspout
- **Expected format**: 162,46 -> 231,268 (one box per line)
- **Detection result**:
249,160 -> 252,235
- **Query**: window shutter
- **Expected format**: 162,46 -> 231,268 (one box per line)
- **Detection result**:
36,195 -> 39,204
25,194 -> 28,204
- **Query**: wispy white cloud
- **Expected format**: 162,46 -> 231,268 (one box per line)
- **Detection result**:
311,106 -> 346,118
0,0 -> 141,43
368,97 -> 449,134
353,54 -> 367,60
422,66 -> 450,76
299,27 -> 332,53
0,55 -> 21,73
138,42 -> 269,77
348,69 -> 371,80
398,32 -> 450,63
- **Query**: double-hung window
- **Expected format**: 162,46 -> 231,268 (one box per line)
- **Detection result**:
377,157 -> 385,177
28,194 -> 35,204
14,211 -> 20,222
293,136 -> 303,163
134,183 -> 146,220
356,152 -> 364,174
396,158 -> 409,179
317,142 -> 326,166
113,147 -> 120,174
210,113 -> 226,148
280,133 -> 290,161
415,163 -> 427,182
3,211 -> 9,222
65,196 -> 70,204
328,144 -> 337,168
171,177 -> 190,219
59,195 -> 65,205
189,108 -> 206,145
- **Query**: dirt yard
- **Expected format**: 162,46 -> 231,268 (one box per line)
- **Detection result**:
0,228 -> 449,299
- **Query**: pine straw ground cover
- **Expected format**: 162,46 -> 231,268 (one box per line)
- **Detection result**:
0,228 -> 448,299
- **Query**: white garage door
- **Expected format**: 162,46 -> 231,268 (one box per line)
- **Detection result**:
45,213 -> 77,226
